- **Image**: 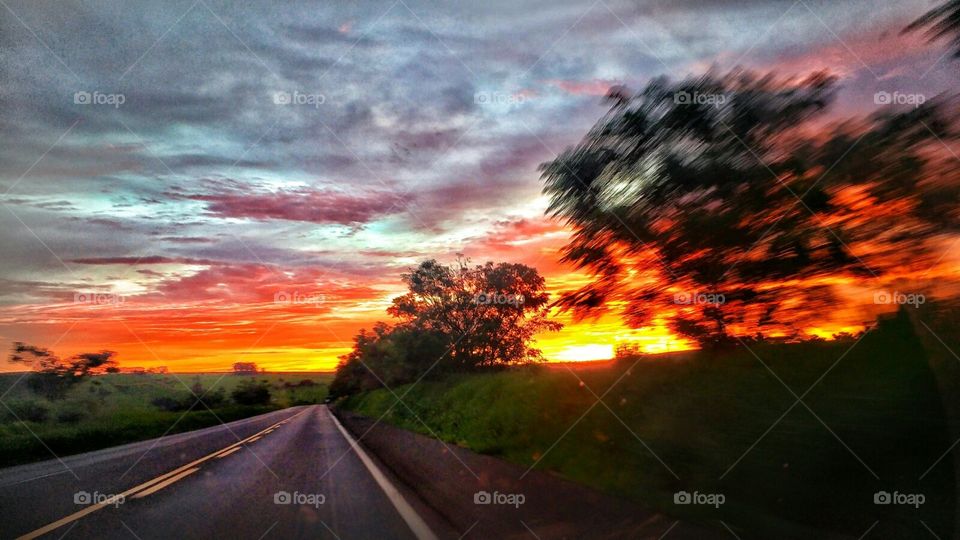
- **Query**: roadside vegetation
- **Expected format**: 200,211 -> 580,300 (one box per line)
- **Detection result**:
324,30 -> 960,536
0,369 -> 330,467
340,307 -> 957,538
329,258 -> 560,397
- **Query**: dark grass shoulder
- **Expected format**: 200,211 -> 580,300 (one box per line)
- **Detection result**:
339,314 -> 955,539
0,373 -> 332,467
0,405 -> 277,467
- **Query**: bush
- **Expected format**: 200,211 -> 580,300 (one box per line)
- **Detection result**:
25,373 -> 73,400
189,382 -> 226,408
200,388 -> 226,408
231,380 -> 272,406
7,400 -> 49,423
56,410 -> 84,424
329,324 -> 449,399
151,396 -> 184,412
150,386 -> 227,412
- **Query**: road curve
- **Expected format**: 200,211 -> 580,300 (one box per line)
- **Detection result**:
0,405 -> 437,539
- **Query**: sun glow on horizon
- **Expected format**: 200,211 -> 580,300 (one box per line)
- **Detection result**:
553,344 -> 615,362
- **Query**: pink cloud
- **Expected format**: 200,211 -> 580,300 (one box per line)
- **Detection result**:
546,79 -> 621,96
188,187 -> 411,225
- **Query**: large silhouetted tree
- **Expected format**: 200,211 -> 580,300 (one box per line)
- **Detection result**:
541,69 -> 958,346
905,0 -> 960,58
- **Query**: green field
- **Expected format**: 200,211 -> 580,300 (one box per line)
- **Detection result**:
340,311 -> 957,539
0,372 -> 331,467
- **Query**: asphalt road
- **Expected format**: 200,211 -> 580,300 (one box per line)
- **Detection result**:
0,405 -> 441,540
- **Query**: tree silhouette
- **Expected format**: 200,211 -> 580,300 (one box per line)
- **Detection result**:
905,0 -> 960,58
330,258 -> 560,397
388,258 -> 561,368
541,69 -> 958,346
9,342 -> 118,399
232,362 -> 259,375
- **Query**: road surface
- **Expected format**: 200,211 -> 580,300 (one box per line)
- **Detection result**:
0,405 -> 443,539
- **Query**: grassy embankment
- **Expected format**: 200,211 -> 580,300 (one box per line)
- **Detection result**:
0,373 -> 331,467
340,311 -> 956,539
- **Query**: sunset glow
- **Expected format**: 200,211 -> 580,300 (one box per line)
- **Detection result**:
1,0 -> 957,372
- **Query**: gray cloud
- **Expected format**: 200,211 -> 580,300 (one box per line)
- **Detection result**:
0,0 -> 951,306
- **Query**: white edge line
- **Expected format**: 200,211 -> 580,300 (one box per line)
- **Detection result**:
329,407 -> 439,540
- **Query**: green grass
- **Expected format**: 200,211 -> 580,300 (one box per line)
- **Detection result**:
341,314 -> 955,539
0,372 -> 331,467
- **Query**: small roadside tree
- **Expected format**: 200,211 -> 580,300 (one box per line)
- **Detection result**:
232,362 -> 258,375
329,259 -> 561,398
387,258 -> 561,370
9,343 -> 118,400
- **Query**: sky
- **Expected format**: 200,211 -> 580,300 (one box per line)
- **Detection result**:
0,0 -> 957,371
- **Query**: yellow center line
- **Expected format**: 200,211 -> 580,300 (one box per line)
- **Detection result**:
215,447 -> 242,459
131,468 -> 199,499
16,407 -> 311,540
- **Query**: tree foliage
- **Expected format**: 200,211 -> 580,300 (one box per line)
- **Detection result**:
230,379 -> 272,406
330,259 -> 560,397
9,342 -> 118,399
388,258 -> 561,368
541,69 -> 958,346
232,362 -> 259,375
151,381 -> 226,412
905,0 -> 960,58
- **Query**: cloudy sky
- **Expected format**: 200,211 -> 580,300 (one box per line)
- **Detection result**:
0,0 -> 956,370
